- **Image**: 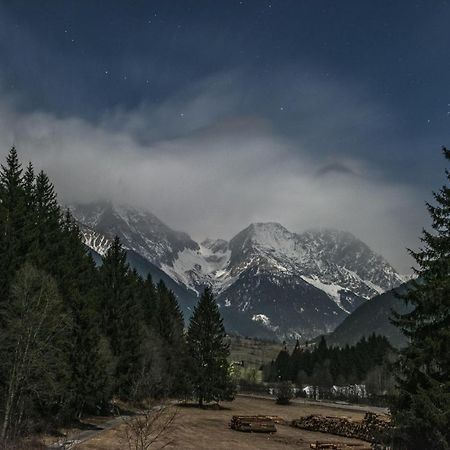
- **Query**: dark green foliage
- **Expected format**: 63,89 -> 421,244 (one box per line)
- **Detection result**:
0,147 -> 209,442
186,287 -> 235,405
0,147 -> 26,306
266,334 -> 393,391
99,237 -> 144,399
390,148 -> 450,450
152,281 -> 187,397
276,381 -> 294,405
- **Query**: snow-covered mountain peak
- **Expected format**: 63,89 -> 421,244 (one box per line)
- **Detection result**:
70,202 -> 198,265
201,238 -> 229,254
74,202 -> 406,339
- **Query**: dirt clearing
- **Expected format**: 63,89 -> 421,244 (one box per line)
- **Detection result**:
77,396 -> 372,449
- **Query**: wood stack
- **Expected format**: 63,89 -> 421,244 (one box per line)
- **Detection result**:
230,415 -> 277,433
291,412 -> 391,443
310,442 -> 372,449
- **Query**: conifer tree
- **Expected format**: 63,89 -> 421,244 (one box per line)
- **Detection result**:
186,287 -> 235,406
0,147 -> 25,305
100,236 -> 143,398
32,170 -> 62,273
390,148 -> 450,449
61,213 -> 112,417
274,344 -> 290,381
152,280 -> 187,396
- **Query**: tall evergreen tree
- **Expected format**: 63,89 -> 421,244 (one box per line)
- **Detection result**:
99,236 -> 143,398
186,287 -> 235,406
61,212 -> 112,417
390,148 -> 450,450
152,280 -> 186,396
0,147 -> 26,305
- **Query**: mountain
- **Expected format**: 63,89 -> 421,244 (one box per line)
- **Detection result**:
78,219 -> 198,315
325,281 -> 414,348
71,201 -> 198,266
70,202 -> 405,339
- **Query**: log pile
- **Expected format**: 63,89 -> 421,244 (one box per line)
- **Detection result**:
310,442 -> 372,449
291,412 -> 391,443
230,415 -> 277,433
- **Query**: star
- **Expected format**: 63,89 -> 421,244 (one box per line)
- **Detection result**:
180,113 -> 185,117
280,106 -> 285,111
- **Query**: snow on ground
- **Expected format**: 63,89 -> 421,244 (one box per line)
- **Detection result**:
301,275 -> 350,313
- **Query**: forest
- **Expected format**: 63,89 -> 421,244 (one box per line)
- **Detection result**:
0,147 -> 449,450
0,148 -> 235,445
264,334 -> 395,400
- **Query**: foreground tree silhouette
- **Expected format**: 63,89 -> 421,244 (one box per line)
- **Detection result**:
186,288 -> 235,406
391,148 -> 450,450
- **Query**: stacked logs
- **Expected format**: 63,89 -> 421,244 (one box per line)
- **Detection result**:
230,415 -> 277,433
291,412 -> 391,443
310,443 -> 372,449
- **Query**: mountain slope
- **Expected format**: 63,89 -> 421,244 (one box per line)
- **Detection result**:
71,202 -> 406,339
325,281 -> 414,348
81,226 -> 198,316
71,201 -> 198,266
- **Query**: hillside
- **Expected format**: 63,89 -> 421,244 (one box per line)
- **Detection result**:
325,281 -> 414,348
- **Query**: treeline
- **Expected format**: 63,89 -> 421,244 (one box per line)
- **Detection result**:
264,334 -> 395,393
0,148 -> 234,444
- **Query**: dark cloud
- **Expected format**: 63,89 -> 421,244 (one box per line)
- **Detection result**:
316,163 -> 358,178
0,70 -> 428,274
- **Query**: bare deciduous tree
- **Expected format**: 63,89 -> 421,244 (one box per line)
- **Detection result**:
121,404 -> 177,450
0,263 -> 70,443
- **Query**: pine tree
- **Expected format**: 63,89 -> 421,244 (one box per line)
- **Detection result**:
152,280 -> 187,397
31,170 -> 62,273
0,147 -> 26,305
186,287 -> 235,406
273,344 -> 290,381
61,213 -> 112,417
99,236 -> 143,398
390,148 -> 450,449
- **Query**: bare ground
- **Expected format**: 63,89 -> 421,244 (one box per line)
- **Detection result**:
76,395 -> 374,450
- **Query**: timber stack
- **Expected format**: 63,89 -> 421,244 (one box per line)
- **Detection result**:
291,412 -> 391,443
230,415 -> 277,433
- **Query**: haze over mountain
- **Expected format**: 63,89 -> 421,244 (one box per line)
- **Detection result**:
70,201 -> 406,339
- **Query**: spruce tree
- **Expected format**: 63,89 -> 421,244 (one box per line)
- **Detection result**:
61,212 -> 112,417
152,281 -> 186,397
186,287 -> 235,406
0,147 -> 25,305
390,148 -> 450,449
99,236 -> 143,399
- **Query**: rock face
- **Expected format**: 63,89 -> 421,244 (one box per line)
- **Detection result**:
70,202 -> 406,339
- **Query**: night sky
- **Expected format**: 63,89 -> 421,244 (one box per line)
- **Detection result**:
1,0 -> 450,272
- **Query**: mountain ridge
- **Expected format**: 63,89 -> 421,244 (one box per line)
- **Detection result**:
70,201 -> 406,339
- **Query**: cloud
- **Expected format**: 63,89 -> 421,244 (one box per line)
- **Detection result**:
316,162 -> 358,178
0,70 -> 427,274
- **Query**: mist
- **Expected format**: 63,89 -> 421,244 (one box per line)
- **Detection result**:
0,71 -> 428,273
